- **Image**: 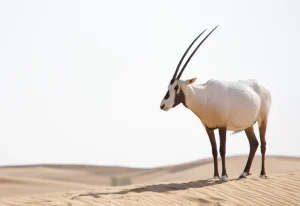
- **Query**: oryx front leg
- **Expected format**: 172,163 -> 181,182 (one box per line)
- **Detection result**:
205,127 -> 219,178
219,127 -> 228,181
240,125 -> 259,178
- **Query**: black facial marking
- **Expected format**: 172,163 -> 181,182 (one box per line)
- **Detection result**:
164,91 -> 170,100
172,87 -> 187,108
174,84 -> 179,91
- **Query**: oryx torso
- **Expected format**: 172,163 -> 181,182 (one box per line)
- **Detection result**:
183,79 -> 271,131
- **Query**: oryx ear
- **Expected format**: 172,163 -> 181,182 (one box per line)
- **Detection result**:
184,77 -> 197,85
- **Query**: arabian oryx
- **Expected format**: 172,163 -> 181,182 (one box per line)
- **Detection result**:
160,25 -> 272,182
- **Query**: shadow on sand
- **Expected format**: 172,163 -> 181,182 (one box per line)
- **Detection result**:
72,178 -> 235,199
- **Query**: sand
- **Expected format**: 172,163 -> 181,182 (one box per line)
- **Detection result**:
0,155 -> 299,205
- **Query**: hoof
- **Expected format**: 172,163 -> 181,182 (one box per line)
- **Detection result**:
213,176 -> 220,179
260,174 -> 267,178
239,172 -> 248,178
220,175 -> 227,182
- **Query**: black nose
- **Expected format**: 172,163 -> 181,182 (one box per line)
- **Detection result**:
160,104 -> 165,109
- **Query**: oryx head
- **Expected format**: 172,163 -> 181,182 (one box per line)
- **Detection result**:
160,25 -> 219,111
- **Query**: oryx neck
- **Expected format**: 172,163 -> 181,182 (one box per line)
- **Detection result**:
181,84 -> 208,110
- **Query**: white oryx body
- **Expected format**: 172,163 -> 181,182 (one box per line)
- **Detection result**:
181,79 -> 271,131
160,25 -> 272,181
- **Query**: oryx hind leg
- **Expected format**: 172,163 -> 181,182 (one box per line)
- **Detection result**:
257,85 -> 271,178
258,117 -> 268,177
240,125 -> 259,178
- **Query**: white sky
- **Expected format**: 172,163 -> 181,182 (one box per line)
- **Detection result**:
0,0 -> 300,168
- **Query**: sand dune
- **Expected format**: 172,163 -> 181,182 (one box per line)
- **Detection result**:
0,155 -> 300,205
1,172 -> 300,205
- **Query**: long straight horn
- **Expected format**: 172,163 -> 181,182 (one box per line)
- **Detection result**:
171,28 -> 207,81
176,25 -> 219,80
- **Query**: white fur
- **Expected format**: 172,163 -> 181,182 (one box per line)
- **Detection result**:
240,171 -> 248,178
161,78 -> 272,130
220,175 -> 227,182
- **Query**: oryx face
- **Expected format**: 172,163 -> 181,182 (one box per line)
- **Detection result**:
160,25 -> 219,111
160,79 -> 181,111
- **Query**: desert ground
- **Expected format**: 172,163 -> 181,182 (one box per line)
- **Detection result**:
0,155 -> 300,205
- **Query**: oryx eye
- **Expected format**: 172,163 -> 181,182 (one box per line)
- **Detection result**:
174,84 -> 179,91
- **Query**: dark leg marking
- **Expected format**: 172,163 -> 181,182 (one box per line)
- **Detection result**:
240,125 -> 259,178
205,127 -> 219,178
218,127 -> 228,180
259,120 -> 267,177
